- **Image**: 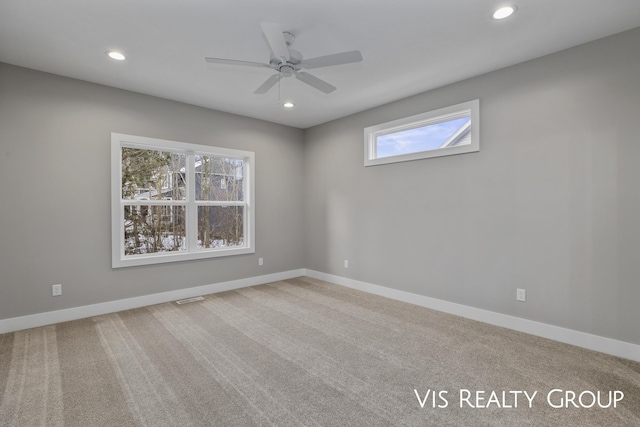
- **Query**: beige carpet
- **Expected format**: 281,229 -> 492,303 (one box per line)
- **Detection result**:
1,276 -> 639,426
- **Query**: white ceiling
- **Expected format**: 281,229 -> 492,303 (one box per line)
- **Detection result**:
2,1 -> 640,129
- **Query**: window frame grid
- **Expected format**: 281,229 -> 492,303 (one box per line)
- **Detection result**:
111,133 -> 255,268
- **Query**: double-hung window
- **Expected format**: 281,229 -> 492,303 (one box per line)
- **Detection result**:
364,99 -> 479,166
111,133 -> 255,268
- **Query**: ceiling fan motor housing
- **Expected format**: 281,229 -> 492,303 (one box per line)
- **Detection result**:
280,65 -> 294,76
270,48 -> 303,76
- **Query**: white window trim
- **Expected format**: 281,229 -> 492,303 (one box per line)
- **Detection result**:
364,99 -> 480,167
111,133 -> 255,268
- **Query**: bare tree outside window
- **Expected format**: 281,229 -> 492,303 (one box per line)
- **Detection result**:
196,156 -> 244,248
120,148 -> 246,255
121,148 -> 186,255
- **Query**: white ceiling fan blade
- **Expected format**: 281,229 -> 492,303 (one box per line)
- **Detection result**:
295,72 -> 336,94
254,74 -> 282,94
301,50 -> 363,69
205,57 -> 272,69
261,22 -> 290,63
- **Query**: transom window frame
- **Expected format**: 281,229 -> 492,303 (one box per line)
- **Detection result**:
364,99 -> 480,167
111,133 -> 255,268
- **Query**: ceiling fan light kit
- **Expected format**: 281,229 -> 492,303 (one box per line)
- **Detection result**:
205,22 -> 362,96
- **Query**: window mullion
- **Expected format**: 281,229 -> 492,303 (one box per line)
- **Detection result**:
120,200 -> 186,206
194,201 -> 245,207
186,152 -> 198,252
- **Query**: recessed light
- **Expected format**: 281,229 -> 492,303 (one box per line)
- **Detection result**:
492,5 -> 517,20
283,102 -> 295,108
106,51 -> 126,61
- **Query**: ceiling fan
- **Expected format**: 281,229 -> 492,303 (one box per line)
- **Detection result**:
205,23 -> 363,94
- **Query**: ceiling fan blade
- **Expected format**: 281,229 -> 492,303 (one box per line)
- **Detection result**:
205,57 -> 272,69
301,50 -> 363,69
254,74 -> 282,94
261,22 -> 290,63
295,72 -> 336,94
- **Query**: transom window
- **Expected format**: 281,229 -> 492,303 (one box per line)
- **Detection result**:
364,99 -> 479,166
111,133 -> 255,268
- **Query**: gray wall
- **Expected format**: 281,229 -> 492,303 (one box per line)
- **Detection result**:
0,64 -> 305,320
2,27 -> 639,347
303,27 -> 640,345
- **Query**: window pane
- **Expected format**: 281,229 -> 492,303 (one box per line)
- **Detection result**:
121,148 -> 186,201
197,206 -> 244,249
196,156 -> 244,201
124,205 -> 186,255
376,116 -> 471,158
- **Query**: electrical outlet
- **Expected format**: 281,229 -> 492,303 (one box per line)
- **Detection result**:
52,284 -> 62,297
516,288 -> 526,302
344,260 -> 349,268
258,257 -> 264,266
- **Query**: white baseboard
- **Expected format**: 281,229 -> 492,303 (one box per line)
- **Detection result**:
304,269 -> 640,363
0,269 -> 305,335
3,268 -> 639,363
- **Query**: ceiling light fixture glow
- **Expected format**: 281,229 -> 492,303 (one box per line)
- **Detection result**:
107,51 -> 126,61
283,102 -> 295,108
492,5 -> 517,20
